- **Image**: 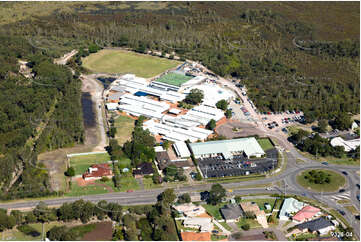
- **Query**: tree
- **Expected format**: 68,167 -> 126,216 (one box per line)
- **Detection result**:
108,127 -> 117,138
208,184 -> 226,205
184,89 -> 204,105
177,193 -> 191,204
64,167 -> 75,177
332,113 -> 352,131
318,119 -> 328,133
162,140 -> 170,150
241,223 -> 250,230
206,119 -> 216,130
225,109 -> 232,119
216,99 -> 228,111
158,189 -> 176,206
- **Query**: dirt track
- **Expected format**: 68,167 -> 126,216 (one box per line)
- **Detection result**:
80,74 -> 107,151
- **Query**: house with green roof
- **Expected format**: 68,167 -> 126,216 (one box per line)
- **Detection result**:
189,137 -> 265,159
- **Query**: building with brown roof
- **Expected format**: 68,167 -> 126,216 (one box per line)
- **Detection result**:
240,202 -> 268,228
181,232 -> 211,241
133,162 -> 154,178
82,164 -> 113,181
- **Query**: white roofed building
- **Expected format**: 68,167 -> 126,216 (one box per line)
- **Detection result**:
173,141 -> 191,158
330,137 -> 360,152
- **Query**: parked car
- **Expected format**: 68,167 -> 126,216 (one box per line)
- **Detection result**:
356,184 -> 360,189
342,171 -> 348,176
321,162 -> 329,165
338,210 -> 346,216
339,189 -> 345,193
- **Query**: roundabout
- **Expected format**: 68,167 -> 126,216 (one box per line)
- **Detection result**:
296,169 -> 347,193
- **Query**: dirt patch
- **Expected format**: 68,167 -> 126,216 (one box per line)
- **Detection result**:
75,178 -> 114,192
216,120 -> 266,139
81,221 -> 113,241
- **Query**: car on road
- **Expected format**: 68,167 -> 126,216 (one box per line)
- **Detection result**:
357,184 -> 360,189
127,190 -> 134,193
355,215 -> 360,220
339,189 -> 345,193
212,230 -> 219,234
321,162 -> 328,165
342,171 -> 348,176
338,210 -> 346,216
357,195 -> 360,201
265,187 -> 272,191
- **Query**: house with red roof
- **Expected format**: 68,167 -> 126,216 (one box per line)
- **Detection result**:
292,205 -> 321,223
82,163 -> 113,181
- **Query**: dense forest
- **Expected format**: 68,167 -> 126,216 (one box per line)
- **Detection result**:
0,35 -> 83,199
0,2 -> 359,199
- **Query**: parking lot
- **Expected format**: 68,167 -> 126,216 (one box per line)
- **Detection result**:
260,111 -> 305,130
198,149 -> 278,178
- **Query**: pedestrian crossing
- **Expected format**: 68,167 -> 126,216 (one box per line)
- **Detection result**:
329,192 -> 351,201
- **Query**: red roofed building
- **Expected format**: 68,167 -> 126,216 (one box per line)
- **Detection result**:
292,205 -> 321,223
181,232 -> 211,241
82,164 -> 113,181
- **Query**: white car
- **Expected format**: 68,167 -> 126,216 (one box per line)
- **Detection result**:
266,187 -> 272,191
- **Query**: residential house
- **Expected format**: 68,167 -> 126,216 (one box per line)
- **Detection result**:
181,232 -> 211,241
183,217 -> 213,232
82,164 -> 113,181
240,202 -> 268,228
173,203 -> 206,217
296,217 -> 335,235
279,198 -> 305,220
220,204 -> 243,223
292,205 -> 321,223
133,162 -> 154,178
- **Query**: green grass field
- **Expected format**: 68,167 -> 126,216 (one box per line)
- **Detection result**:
69,153 -> 111,175
114,115 -> 135,145
297,169 -> 346,192
82,49 -> 181,78
202,203 -> 228,220
345,205 -> 359,215
155,72 -> 192,87
2,222 -> 63,241
256,138 -> 274,151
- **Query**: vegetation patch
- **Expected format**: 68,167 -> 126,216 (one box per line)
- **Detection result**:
344,205 -> 359,215
82,49 -> 181,77
297,169 -> 346,192
113,115 -> 135,145
256,138 -> 274,151
155,72 -> 192,87
69,153 -> 111,175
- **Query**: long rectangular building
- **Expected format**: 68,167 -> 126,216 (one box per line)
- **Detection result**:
189,137 -> 265,159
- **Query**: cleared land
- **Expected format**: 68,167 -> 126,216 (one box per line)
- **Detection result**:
82,49 -> 181,78
114,115 -> 135,145
155,72 -> 192,87
256,138 -> 274,151
69,153 -> 111,175
296,169 -> 346,192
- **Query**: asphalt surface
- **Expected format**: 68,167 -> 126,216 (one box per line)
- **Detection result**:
1,66 -> 359,238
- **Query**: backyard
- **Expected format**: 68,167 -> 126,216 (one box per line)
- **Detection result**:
69,153 -> 111,175
82,49 -> 181,78
113,115 -> 135,145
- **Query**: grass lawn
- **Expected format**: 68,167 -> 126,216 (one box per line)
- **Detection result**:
155,72 -> 192,87
69,153 -> 111,175
219,222 -> 233,232
82,49 -> 181,78
143,177 -> 162,189
292,233 -> 318,241
298,149 -> 359,166
202,203 -> 228,220
296,169 -> 346,192
211,234 -> 228,241
207,174 -> 266,184
345,205 -> 359,215
336,199 -> 351,204
2,221 -> 63,241
241,198 -> 276,212
237,218 -> 262,229
66,181 -> 111,196
256,138 -> 274,151
116,174 -> 140,192
113,115 -> 134,145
